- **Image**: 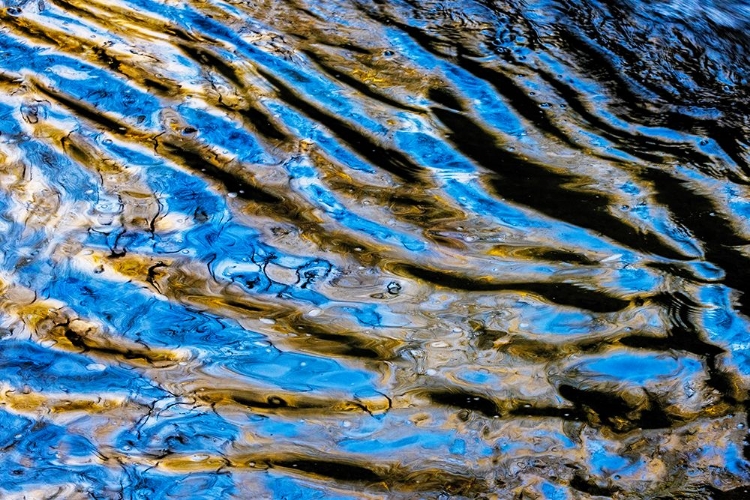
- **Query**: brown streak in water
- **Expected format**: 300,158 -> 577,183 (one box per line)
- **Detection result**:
194,388 -> 390,416
0,386 -> 146,415
22,304 -> 186,366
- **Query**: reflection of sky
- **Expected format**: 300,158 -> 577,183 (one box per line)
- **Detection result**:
0,411 -> 122,495
585,439 -> 632,477
263,474 -> 359,500
37,268 -> 378,395
576,352 -> 699,385
0,340 -> 164,398
0,34 -> 162,130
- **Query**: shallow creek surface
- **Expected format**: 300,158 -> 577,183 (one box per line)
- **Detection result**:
1,0 -> 750,497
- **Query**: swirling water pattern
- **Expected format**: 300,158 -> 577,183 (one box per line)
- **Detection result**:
1,0 -> 750,497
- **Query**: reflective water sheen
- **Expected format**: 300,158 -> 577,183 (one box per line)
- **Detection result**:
1,0 -> 750,497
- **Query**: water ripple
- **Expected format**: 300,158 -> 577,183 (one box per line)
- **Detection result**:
2,0 -> 750,497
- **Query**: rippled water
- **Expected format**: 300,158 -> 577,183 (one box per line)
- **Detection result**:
1,0 -> 750,497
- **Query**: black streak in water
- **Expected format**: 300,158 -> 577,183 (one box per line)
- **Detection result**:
397,264 -> 632,313
256,67 -> 424,184
272,459 -> 384,483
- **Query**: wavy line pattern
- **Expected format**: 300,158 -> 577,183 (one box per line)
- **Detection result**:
1,0 -> 750,497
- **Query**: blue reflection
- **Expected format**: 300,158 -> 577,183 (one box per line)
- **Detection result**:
0,340 -> 164,397
264,474 -> 359,500
0,411 -> 118,495
115,406 -> 238,455
0,34 -> 161,129
585,440 -> 631,476
540,481 -> 574,500
177,105 -> 272,164
287,162 -> 427,251
122,466 -> 235,500
578,352 -> 692,385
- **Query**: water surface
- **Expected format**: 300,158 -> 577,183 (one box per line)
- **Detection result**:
1,0 -> 750,497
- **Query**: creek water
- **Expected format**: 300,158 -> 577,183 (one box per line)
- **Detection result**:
1,0 -> 750,497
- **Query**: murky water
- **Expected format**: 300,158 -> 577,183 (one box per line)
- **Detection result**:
1,0 -> 750,497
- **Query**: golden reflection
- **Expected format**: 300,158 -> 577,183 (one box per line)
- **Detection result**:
0,386 -> 138,415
